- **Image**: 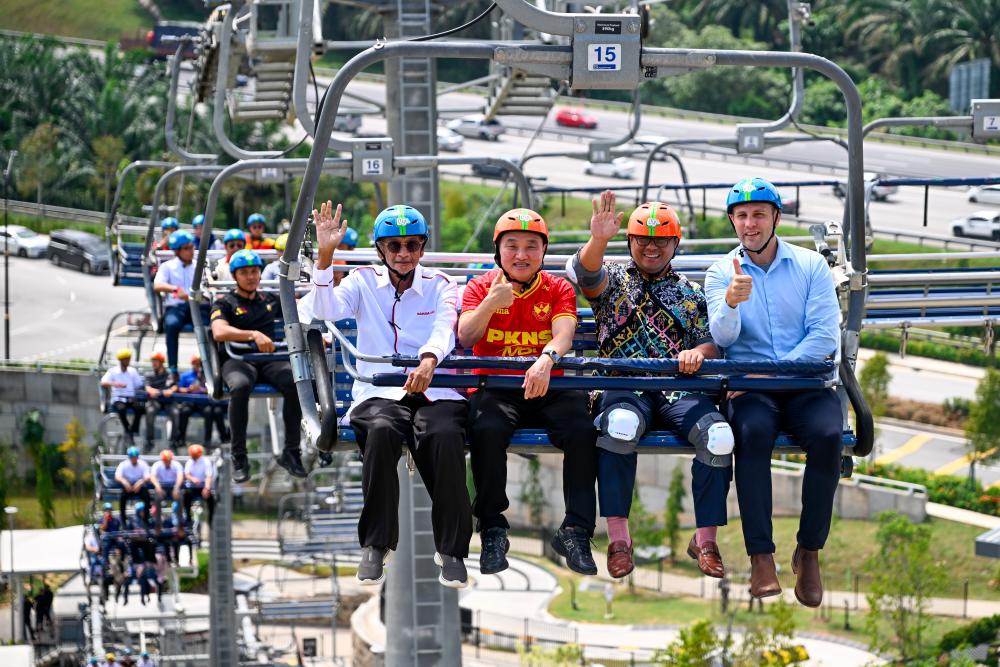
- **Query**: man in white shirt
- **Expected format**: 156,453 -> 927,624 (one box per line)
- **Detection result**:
115,446 -> 151,524
150,449 -> 184,526
101,348 -> 146,446
153,230 -> 208,377
308,202 -> 472,589
183,444 -> 215,525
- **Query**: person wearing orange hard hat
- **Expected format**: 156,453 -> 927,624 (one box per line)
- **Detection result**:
182,444 -> 215,525
569,192 -> 733,582
150,449 -> 184,527
459,208 -> 598,578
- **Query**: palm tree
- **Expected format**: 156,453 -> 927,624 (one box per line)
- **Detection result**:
923,0 -> 1000,96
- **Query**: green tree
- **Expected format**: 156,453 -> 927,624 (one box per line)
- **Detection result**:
58,418 -> 91,517
664,465 -> 686,565
518,456 -> 546,529
21,410 -> 56,528
655,619 -> 720,666
863,511 -> 946,661
965,369 -> 1000,488
0,440 -> 17,527
629,481 -> 662,547
924,0 -> 1000,96
91,135 -> 126,214
858,351 -> 892,419
16,122 -> 61,206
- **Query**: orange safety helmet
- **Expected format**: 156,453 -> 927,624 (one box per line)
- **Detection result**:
188,444 -> 203,459
190,354 -> 202,364
626,202 -> 682,240
160,450 -> 173,463
493,208 -> 549,244
150,351 -> 166,362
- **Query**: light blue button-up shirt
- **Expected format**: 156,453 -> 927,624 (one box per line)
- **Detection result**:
703,239 -> 840,362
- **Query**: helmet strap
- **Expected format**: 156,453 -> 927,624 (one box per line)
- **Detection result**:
493,234 -> 546,290
375,244 -> 416,295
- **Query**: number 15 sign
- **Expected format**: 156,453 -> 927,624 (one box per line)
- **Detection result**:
588,44 -> 621,71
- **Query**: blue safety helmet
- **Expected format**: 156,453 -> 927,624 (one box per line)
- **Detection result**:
102,502 -> 113,511
89,659 -> 99,665
223,228 -> 246,244
726,177 -> 783,213
126,446 -> 140,458
142,651 -> 150,658
229,249 -> 264,271
192,214 -> 205,227
247,212 -> 266,227
372,205 -> 428,242
343,227 -> 359,248
168,230 -> 195,250
134,502 -> 145,513
160,217 -> 179,232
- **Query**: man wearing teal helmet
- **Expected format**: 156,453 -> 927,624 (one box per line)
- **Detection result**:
156,218 -> 179,251
306,201 -> 472,589
704,177 -> 841,608
212,229 -> 247,281
191,214 -> 222,251
154,230 -> 206,376
210,249 -> 306,482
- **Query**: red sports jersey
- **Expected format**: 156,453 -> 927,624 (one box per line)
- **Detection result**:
248,237 -> 275,250
462,268 -> 578,376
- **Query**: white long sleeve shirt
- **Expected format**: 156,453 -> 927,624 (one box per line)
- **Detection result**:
154,256 -> 196,307
307,263 -> 463,411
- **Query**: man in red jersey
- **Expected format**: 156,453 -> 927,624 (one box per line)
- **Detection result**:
459,208 -> 598,576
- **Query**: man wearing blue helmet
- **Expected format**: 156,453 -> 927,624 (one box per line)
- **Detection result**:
307,201 -> 473,589
156,218 -> 179,251
210,249 -> 306,482
191,214 -> 222,251
115,446 -> 151,525
154,230 -> 205,376
212,229 -> 247,282
704,177 -> 841,608
246,213 -> 274,250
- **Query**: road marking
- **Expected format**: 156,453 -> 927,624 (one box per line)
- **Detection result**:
878,421 -> 967,444
51,308 -> 64,319
875,433 -> 933,466
935,448 -> 998,476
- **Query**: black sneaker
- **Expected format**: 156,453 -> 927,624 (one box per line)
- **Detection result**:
232,453 -> 251,483
276,449 -> 307,478
357,546 -> 390,585
479,527 -> 510,575
551,526 -> 598,575
434,553 -> 468,589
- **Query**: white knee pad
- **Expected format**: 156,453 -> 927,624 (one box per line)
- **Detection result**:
706,422 -> 734,456
606,408 -> 641,441
595,403 -> 646,455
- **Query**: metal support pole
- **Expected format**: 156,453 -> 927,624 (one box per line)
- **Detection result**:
3,152 -> 15,361
208,448 -> 238,666
923,185 -> 930,227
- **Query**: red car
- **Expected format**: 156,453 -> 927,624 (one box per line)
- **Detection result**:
555,108 -> 598,129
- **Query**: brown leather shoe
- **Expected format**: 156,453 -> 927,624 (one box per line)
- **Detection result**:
686,534 -> 726,578
791,545 -> 823,608
607,540 -> 634,579
749,553 -> 782,599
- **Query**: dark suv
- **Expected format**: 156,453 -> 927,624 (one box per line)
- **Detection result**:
47,229 -> 111,274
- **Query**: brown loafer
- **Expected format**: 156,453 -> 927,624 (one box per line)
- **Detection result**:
791,545 -> 823,608
686,535 -> 725,578
607,540 -> 634,579
749,553 -> 782,599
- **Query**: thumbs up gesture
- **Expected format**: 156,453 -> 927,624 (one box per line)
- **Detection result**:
725,257 -> 753,308
487,272 -> 515,309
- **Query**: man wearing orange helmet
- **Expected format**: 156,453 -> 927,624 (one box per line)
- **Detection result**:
183,445 -> 214,525
151,449 -> 184,526
142,352 -> 175,451
570,192 -> 733,580
459,208 -> 598,577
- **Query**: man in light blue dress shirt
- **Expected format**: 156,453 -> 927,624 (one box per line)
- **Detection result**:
704,177 -> 842,609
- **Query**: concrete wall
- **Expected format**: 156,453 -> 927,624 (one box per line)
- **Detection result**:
0,367 -> 104,447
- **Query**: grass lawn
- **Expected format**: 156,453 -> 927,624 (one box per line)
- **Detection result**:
1,0 -> 151,41
2,494 -> 91,530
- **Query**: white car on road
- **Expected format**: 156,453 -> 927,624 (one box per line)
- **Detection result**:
1,225 -> 49,258
968,184 -> 1000,205
446,115 -> 505,141
583,157 -> 636,180
952,210 -> 1000,241
437,126 -> 464,152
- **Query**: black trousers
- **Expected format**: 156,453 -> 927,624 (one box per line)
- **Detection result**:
183,486 -> 215,525
728,389 -> 843,555
222,358 -> 301,455
174,402 -> 228,446
349,395 -> 472,558
144,399 -> 168,447
120,487 -> 150,525
112,400 -> 143,436
468,388 -> 598,536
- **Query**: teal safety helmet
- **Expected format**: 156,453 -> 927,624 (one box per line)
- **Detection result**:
223,228 -> 246,244
168,230 -> 195,250
343,227 -> 359,248
192,214 -> 205,227
126,446 -> 141,458
725,177 -> 783,213
247,212 -> 266,227
229,249 -> 264,272
372,205 -> 428,242
161,217 -> 179,232
134,501 -> 145,513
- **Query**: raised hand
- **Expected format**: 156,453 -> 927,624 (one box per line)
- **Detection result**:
725,257 -> 753,307
487,272 -> 515,309
313,200 -> 347,253
590,190 -> 625,242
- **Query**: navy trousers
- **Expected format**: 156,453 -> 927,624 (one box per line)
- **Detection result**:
596,390 -> 731,527
728,388 -> 843,555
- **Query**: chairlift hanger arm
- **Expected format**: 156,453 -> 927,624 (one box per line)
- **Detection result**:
166,43 -> 219,163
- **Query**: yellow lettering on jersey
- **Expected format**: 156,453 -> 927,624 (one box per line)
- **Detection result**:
486,329 -> 504,343
504,331 -> 520,345
501,345 -> 536,356
523,331 -> 538,346
494,308 -> 509,315
539,330 -> 553,344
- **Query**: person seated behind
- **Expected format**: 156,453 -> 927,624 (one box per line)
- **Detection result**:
100,652 -> 120,667
126,501 -> 155,567
120,649 -> 138,667
172,355 -> 228,448
704,177 -> 843,608
153,230 -> 208,377
260,233 -> 287,281
191,214 -> 222,251
115,446 -> 151,525
136,651 -> 156,667
459,209 -> 598,577
155,218 -> 179,251
101,348 -> 146,447
246,213 -> 274,250
307,202 -> 473,588
150,449 -> 184,525
572,193 -> 735,580
212,229 -> 246,282
98,502 -> 123,560
209,249 -> 306,481
142,351 -> 175,451
331,226 -> 360,286
85,526 -> 102,577
183,444 -> 215,526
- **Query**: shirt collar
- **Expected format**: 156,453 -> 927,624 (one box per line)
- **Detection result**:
375,263 -> 425,295
626,259 -> 677,284
733,238 -> 791,272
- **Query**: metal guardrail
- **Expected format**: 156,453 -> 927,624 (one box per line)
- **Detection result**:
2,198 -> 145,226
0,28 -> 107,48
771,459 -> 928,495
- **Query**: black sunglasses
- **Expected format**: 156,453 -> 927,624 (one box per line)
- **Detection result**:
381,239 -> 424,254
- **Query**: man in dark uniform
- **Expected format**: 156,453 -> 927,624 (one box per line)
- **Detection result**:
142,351 -> 175,451
209,249 -> 305,482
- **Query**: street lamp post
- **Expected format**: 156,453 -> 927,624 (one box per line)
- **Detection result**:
3,151 -> 19,361
5,506 -> 17,642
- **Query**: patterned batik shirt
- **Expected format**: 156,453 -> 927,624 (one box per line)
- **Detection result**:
590,261 -> 714,362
